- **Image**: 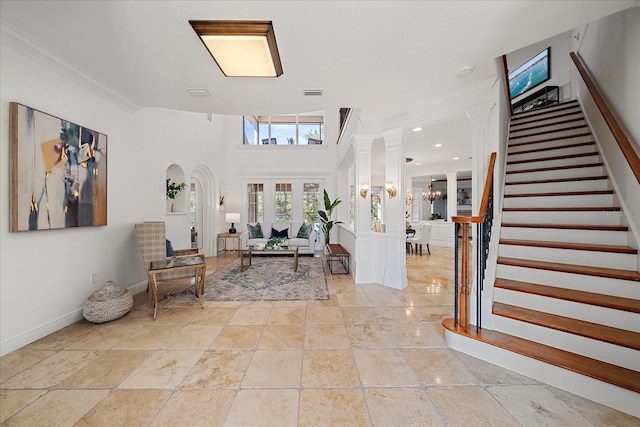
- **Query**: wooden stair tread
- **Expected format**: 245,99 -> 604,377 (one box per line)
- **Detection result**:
505,175 -> 608,185
509,117 -> 585,134
497,256 -> 640,282
499,239 -> 637,254
501,223 -> 627,232
492,302 -> 640,351
507,151 -> 598,166
511,110 -> 583,128
509,132 -> 592,148
494,278 -> 640,313
508,141 -> 595,156
506,162 -> 603,175
504,189 -> 613,198
509,124 -> 589,140
502,206 -> 620,212
442,317 -> 640,393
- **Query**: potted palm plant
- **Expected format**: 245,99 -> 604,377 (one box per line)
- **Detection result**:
317,190 -> 342,245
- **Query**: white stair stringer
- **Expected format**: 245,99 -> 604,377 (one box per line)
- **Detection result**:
444,329 -> 640,418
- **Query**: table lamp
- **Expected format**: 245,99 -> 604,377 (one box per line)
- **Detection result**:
225,212 -> 240,234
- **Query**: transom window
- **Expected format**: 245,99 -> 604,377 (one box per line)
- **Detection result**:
243,113 -> 324,145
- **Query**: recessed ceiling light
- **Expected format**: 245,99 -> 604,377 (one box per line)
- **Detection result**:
412,127 -> 422,132
435,143 -> 442,148
186,88 -> 211,97
453,157 -> 460,160
415,162 -> 421,166
190,20 -> 283,77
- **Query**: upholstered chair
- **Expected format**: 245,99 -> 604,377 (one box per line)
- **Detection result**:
134,221 -> 202,295
406,223 -> 432,255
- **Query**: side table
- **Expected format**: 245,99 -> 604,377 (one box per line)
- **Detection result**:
148,256 -> 206,320
217,232 -> 241,254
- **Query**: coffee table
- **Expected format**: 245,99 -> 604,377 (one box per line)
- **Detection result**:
148,256 -> 206,320
241,245 -> 299,272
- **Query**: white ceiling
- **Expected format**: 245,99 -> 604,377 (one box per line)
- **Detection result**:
1,0 -> 633,174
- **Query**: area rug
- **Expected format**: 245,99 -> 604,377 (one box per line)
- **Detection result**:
178,256 -> 328,301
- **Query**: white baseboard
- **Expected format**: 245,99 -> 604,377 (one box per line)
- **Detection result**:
0,309 -> 84,357
0,280 -> 148,357
128,280 -> 148,296
445,330 -> 640,418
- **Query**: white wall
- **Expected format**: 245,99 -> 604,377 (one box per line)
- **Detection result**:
575,7 -> 640,150
0,37 -> 228,355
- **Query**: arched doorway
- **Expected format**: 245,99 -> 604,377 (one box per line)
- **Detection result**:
191,165 -> 216,256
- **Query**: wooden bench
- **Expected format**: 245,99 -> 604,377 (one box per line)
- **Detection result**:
326,244 -> 350,274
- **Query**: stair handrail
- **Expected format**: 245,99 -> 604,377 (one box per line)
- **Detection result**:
570,51 -> 640,184
451,152 -> 497,332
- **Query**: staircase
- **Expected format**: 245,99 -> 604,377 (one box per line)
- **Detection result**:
444,100 -> 640,416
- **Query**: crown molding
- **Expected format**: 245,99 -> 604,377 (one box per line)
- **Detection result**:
0,20 -> 140,114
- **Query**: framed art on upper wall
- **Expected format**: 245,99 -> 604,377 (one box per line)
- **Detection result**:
9,102 -> 108,232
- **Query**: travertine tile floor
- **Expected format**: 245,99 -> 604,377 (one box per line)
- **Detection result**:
1,246 -> 638,426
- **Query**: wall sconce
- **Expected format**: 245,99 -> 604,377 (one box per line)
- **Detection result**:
405,191 -> 413,206
385,182 -> 397,199
359,184 -> 369,199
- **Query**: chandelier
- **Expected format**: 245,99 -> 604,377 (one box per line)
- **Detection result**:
422,178 -> 441,203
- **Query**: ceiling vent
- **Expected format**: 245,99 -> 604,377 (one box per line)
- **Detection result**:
187,88 -> 212,97
303,88 -> 323,97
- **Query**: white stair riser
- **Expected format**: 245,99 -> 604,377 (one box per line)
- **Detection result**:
509,128 -> 591,145
496,264 -> 640,299
498,245 -> 637,270
490,315 -> 640,371
500,227 -> 628,246
509,122 -> 589,142
493,288 -> 640,332
501,210 -> 622,226
507,154 -> 600,172
507,144 -> 597,163
512,104 -> 580,121
507,135 -> 593,155
510,115 -> 586,135
506,165 -> 605,182
503,193 -> 613,208
505,179 -> 609,194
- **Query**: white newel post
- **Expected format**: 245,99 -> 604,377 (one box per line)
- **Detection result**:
381,128 -> 408,290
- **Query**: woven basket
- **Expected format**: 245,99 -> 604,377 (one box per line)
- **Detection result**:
83,281 -> 133,323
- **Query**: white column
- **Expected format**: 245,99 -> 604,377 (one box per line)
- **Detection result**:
381,128 -> 407,290
445,171 -> 458,221
351,135 -> 377,284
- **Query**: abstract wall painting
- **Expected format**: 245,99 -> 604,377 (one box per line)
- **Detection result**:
9,103 -> 107,232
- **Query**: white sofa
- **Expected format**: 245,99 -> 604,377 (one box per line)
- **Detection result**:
239,222 -> 317,255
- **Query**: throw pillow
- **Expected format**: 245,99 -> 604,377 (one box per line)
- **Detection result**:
247,223 -> 263,239
297,223 -> 313,239
271,228 -> 288,239
166,239 -> 174,257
